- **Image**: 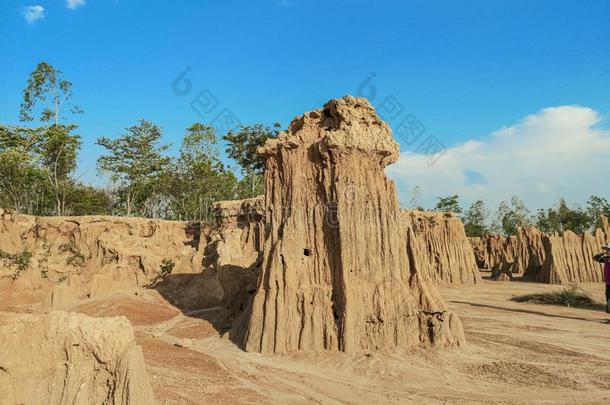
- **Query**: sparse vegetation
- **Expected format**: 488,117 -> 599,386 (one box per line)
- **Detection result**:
160,258 -> 175,277
59,240 -> 85,267
145,258 -> 175,288
511,283 -> 599,309
0,249 -> 33,279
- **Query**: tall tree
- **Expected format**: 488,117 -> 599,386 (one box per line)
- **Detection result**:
586,195 -> 610,229
40,125 -> 81,215
462,200 -> 489,237
0,125 -> 51,214
494,196 -> 532,235
535,198 -> 591,234
20,62 -> 82,125
96,120 -> 170,216
223,123 -> 279,195
165,124 -> 237,221
434,194 -> 462,214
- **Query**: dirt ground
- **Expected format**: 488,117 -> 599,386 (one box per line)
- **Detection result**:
3,278 -> 610,404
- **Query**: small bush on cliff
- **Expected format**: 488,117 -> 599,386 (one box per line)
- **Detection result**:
512,283 -> 598,309
59,240 -> 85,267
145,259 -> 175,288
0,249 -> 33,279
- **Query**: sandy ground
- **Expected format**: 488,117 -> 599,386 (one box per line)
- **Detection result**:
3,278 -> 610,404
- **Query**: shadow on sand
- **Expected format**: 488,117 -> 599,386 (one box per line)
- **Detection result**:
150,271 -> 255,348
451,300 -> 610,324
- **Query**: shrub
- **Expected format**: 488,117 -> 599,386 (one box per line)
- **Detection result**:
512,283 -> 598,308
59,240 -> 86,267
0,249 -> 33,280
145,259 -> 175,288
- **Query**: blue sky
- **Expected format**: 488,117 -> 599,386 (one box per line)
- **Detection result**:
1,1 -> 610,209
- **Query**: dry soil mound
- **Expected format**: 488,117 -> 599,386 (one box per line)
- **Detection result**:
0,311 -> 155,404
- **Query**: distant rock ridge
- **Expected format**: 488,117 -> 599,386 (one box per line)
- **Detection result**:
469,216 -> 610,284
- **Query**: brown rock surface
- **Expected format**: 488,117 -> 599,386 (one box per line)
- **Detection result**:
239,96 -> 464,354
537,217 -> 610,283
0,210 -> 207,306
469,228 -> 546,277
401,210 -> 480,284
0,311 -> 155,404
469,217 -> 609,284
149,197 -> 264,321
213,196 -> 265,311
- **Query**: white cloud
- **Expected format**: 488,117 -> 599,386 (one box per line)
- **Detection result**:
387,105 -> 610,211
21,5 -> 45,24
66,0 -> 86,9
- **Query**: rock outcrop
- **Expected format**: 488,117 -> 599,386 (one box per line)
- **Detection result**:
0,210 -> 207,306
239,96 -> 464,354
145,197 -> 265,318
0,311 -> 155,404
401,210 -> 480,284
536,218 -> 609,283
469,228 -> 546,276
469,217 -> 609,284
212,196 -> 265,311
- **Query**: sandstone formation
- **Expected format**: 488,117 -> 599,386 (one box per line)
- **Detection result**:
0,311 -> 155,404
469,227 -> 546,277
469,236 -> 488,269
0,209 -> 207,306
401,210 -> 480,284
239,96 -> 464,354
212,196 -> 265,311
536,217 -> 609,283
138,197 -> 265,318
469,217 -> 609,284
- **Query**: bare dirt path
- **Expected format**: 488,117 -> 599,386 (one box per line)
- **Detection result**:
3,279 -> 609,404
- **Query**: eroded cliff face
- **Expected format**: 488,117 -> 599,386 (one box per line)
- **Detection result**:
538,217 -> 609,284
213,196 -> 265,311
401,210 -> 480,285
469,218 -> 609,284
0,209 -> 207,306
0,311 -> 155,404
239,96 -> 464,354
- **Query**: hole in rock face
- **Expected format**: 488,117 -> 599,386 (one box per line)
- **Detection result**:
303,248 -> 311,256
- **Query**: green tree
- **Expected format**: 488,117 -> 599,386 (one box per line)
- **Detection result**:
536,198 -> 591,234
434,194 -> 462,214
462,200 -> 488,237
0,148 -> 50,214
20,61 -> 82,125
64,184 -> 112,216
96,120 -> 171,216
40,125 -> 81,215
223,123 -> 279,195
494,196 -> 532,235
0,125 -> 52,214
164,124 -> 237,221
535,208 -> 560,234
586,195 -> 610,229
